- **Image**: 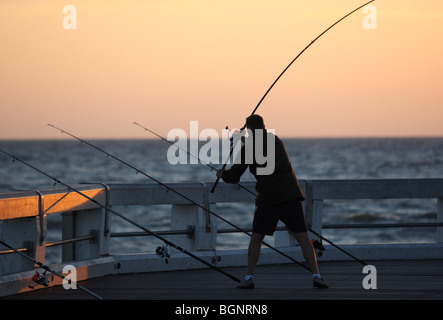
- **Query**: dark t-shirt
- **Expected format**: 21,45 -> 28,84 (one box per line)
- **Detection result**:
221,131 -> 304,206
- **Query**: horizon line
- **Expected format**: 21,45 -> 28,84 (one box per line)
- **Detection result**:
1,135 -> 443,141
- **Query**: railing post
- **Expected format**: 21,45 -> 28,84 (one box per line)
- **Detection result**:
304,181 -> 323,239
60,185 -> 110,262
0,194 -> 47,274
61,207 -> 110,262
274,221 -> 296,247
170,183 -> 217,252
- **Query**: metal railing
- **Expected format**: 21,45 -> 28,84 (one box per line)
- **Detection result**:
1,179 -> 443,275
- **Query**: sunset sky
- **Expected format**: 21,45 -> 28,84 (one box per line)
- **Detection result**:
1,0 -> 442,140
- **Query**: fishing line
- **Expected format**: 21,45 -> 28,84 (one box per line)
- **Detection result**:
47,124 -> 310,272
134,123 -> 368,266
210,0 -> 376,193
0,148 -> 241,283
0,238 -> 103,300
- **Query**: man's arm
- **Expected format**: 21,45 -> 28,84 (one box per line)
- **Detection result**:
217,162 -> 248,184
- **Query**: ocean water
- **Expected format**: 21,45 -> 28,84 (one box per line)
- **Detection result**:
1,138 -> 443,261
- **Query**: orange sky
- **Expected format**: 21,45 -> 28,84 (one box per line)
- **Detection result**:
1,0 -> 442,139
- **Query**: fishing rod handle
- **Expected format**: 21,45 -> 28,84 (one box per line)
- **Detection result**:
211,124 -> 247,193
211,153 -> 235,192
210,177 -> 220,193
211,165 -> 225,193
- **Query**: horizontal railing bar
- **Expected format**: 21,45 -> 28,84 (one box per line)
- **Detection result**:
110,229 -> 193,238
323,222 -> 443,229
217,226 -> 287,234
2,221 -> 441,254
109,222 -> 443,239
2,179 -> 443,219
0,247 -> 29,256
4,222 -> 440,254
46,235 -> 96,248
31,222 -> 443,251
217,223 -> 443,234
307,178 -> 443,200
0,235 -> 96,255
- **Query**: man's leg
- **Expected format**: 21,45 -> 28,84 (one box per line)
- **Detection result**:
237,232 -> 265,289
294,231 -> 328,288
247,232 -> 265,276
293,232 -> 319,274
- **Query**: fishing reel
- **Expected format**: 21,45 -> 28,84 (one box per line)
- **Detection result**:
226,126 -> 245,144
311,239 -> 325,257
28,270 -> 49,289
156,245 -> 171,264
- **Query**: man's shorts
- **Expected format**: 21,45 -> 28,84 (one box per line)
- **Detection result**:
252,199 -> 307,236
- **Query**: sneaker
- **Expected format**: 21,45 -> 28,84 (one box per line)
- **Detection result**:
236,278 -> 255,289
313,277 -> 329,289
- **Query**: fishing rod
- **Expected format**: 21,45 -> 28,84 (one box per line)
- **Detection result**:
134,123 -> 368,266
0,149 -> 241,283
48,124 -> 310,272
308,228 -> 367,266
210,0 -> 376,194
0,239 -> 103,300
133,122 -> 256,197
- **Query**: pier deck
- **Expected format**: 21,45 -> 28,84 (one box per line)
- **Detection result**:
4,259 -> 443,300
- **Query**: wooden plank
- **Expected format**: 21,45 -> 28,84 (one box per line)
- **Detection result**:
42,188 -> 105,214
0,195 -> 39,220
4,259 -> 443,300
0,185 -> 106,219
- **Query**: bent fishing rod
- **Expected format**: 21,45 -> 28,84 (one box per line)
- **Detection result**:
0,149 -> 241,283
48,124 -> 310,272
134,123 -> 367,267
0,239 -> 103,300
211,0 -> 375,194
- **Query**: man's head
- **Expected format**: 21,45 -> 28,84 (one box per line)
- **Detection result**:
245,114 -> 265,131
